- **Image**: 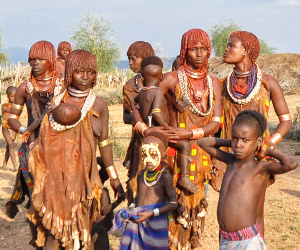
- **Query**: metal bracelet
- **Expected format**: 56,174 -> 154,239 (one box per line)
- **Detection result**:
106,165 -> 118,180
98,139 -> 110,147
19,126 -> 27,134
153,208 -> 160,217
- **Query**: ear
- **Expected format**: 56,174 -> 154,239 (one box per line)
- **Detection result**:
257,136 -> 263,147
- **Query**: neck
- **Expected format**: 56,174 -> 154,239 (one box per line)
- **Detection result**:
234,59 -> 252,73
183,63 -> 207,79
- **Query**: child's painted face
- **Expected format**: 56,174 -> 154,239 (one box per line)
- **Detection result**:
128,55 -> 142,73
141,143 -> 161,170
231,124 -> 262,160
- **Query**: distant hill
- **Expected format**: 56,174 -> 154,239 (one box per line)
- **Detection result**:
3,47 -> 29,64
115,57 -> 176,70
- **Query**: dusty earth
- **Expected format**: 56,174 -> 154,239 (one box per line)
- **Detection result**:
0,96 -> 299,250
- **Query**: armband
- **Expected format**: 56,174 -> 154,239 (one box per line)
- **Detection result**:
153,208 -> 160,217
152,108 -> 161,113
278,113 -> 292,122
98,139 -> 110,147
211,116 -> 222,124
12,103 -> 24,110
8,114 -> 20,120
270,131 -> 282,145
191,127 -> 204,140
106,165 -> 118,180
18,126 -> 27,134
135,121 -> 148,136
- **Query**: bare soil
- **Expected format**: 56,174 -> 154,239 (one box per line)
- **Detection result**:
0,97 -> 299,250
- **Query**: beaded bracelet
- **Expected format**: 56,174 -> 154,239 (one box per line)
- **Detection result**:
191,127 -> 204,140
270,131 -> 282,145
278,114 -> 292,122
98,139 -> 110,148
106,165 -> 118,180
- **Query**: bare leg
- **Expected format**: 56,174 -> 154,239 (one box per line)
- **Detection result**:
2,145 -> 10,169
173,140 -> 199,193
2,127 -> 17,169
27,220 -> 43,250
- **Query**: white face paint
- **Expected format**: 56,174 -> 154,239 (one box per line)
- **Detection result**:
141,143 -> 161,170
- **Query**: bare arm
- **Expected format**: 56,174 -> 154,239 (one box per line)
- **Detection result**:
151,90 -> 168,127
198,137 -> 235,165
258,146 -> 297,175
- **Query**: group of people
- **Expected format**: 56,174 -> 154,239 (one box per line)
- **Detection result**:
1,27 -> 297,250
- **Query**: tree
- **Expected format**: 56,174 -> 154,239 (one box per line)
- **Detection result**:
210,19 -> 241,57
70,13 -> 120,72
210,19 -> 277,57
0,28 -> 8,64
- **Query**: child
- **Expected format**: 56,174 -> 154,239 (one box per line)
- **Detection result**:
198,110 -> 298,249
136,56 -> 198,193
92,158 -> 125,250
114,132 -> 177,250
1,86 -> 18,171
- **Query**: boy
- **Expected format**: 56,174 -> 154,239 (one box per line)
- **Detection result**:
92,158 -> 125,250
198,110 -> 297,249
136,56 -> 198,193
114,132 -> 177,250
1,86 -> 18,171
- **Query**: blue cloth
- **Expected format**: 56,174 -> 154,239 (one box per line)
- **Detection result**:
114,203 -> 168,250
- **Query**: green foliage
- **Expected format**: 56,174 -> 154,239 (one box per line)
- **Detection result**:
0,28 -> 8,64
210,19 -> 277,57
259,39 -> 277,54
210,19 -> 241,57
70,12 -> 120,72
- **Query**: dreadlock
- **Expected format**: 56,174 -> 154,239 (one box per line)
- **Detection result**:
127,41 -> 155,59
57,41 -> 72,56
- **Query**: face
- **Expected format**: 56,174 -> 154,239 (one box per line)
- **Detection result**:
29,58 -> 50,75
71,69 -> 96,91
223,37 -> 246,64
141,143 -> 161,170
231,124 -> 262,160
7,89 -> 16,103
59,48 -> 70,60
128,55 -> 142,73
185,44 -> 209,69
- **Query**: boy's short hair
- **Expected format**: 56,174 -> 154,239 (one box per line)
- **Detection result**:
143,131 -> 168,149
233,110 -> 267,137
141,56 -> 163,71
6,86 -> 17,95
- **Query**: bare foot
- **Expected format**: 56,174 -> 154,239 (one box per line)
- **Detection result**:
178,176 -> 199,193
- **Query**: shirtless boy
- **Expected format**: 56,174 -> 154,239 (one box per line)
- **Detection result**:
198,110 -> 297,249
114,132 -> 177,250
136,55 -> 198,193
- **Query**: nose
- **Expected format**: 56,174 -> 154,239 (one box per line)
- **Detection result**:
236,139 -> 242,148
129,59 -> 133,66
196,48 -> 201,57
83,71 -> 88,79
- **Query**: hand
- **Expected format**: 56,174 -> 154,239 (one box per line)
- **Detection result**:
256,145 -> 268,161
209,173 -> 220,193
22,131 -> 31,143
110,178 -> 125,199
164,127 -> 193,143
144,126 -> 167,137
135,210 -> 153,223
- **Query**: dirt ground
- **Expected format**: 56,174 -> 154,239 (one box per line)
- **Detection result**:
0,96 -> 299,250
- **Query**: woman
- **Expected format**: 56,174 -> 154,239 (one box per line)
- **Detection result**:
27,50 -> 124,249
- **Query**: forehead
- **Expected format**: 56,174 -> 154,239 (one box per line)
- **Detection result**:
228,37 -> 243,46
232,124 -> 257,137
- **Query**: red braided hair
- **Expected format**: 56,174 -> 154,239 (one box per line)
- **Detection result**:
230,31 -> 260,63
57,41 -> 72,56
180,29 -> 211,66
127,41 -> 155,59
65,50 -> 98,87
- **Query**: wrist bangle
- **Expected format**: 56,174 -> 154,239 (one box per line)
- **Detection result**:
270,131 -> 282,145
152,108 -> 161,113
211,117 -> 222,124
278,113 -> 291,122
153,208 -> 160,217
129,203 -> 136,208
106,165 -> 118,180
98,139 -> 110,147
191,127 -> 204,140
135,121 -> 148,136
19,126 -> 27,134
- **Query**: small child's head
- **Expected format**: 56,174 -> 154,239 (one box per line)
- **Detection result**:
97,157 -> 109,184
172,55 -> 180,71
140,56 -> 163,87
141,132 -> 168,171
57,41 -> 72,60
6,86 -> 17,103
127,41 -> 154,73
232,110 -> 267,159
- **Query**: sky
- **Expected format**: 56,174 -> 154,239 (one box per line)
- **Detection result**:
0,0 -> 300,60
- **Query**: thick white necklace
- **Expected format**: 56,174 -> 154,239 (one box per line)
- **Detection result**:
226,65 -> 262,105
27,77 -> 63,97
49,89 -> 96,131
177,69 -> 214,117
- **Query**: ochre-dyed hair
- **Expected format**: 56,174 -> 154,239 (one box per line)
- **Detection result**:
230,31 -> 260,63
233,110 -> 267,137
144,131 -> 168,149
57,41 -> 72,56
28,41 -> 56,71
65,50 -> 98,87
141,56 -> 163,70
127,41 -> 155,59
180,29 -> 211,66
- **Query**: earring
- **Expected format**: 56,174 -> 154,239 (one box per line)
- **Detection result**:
243,53 -> 246,57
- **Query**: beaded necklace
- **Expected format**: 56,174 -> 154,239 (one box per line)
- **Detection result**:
143,165 -> 163,187
27,74 -> 63,97
226,64 -> 262,105
184,64 -> 207,79
67,86 -> 90,97
134,74 -> 142,91
187,76 -> 209,103
142,86 -> 159,91
177,68 -> 213,117
49,89 -> 96,131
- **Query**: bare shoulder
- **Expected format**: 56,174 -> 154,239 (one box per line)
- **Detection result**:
160,71 -> 179,94
161,171 -> 173,182
261,72 -> 281,90
210,75 -> 221,89
16,81 -> 27,93
124,77 -> 135,88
